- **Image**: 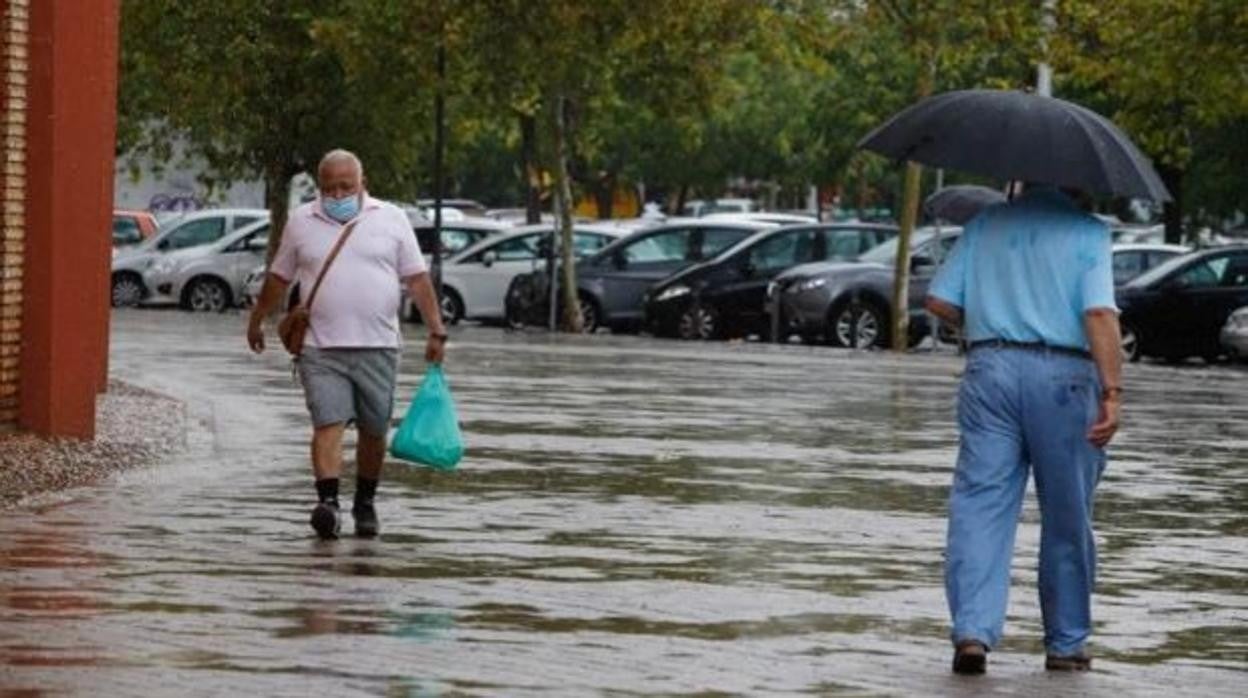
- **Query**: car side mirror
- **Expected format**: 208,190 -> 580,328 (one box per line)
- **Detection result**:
740,259 -> 756,277
481,250 -> 497,268
157,239 -> 169,251
910,255 -> 935,274
612,251 -> 628,270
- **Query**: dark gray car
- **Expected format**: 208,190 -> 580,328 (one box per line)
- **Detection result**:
575,221 -> 772,332
769,228 -> 961,347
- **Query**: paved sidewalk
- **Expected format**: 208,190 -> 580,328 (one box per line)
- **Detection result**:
1,310 -> 1244,696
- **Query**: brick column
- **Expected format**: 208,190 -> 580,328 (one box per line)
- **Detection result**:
0,0 -> 26,432
19,0 -> 118,438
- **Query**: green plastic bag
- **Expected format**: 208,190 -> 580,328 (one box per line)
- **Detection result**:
389,364 -> 464,470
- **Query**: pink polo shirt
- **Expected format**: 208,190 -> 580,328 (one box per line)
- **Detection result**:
270,195 -> 426,348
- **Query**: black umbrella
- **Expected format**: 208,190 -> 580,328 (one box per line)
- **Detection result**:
858,89 -> 1171,202
924,185 -> 1006,225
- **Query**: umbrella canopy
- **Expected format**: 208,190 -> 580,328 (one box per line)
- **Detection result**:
924,185 -> 1006,225
858,89 -> 1171,202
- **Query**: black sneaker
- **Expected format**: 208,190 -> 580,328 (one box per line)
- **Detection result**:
952,640 -> 988,675
310,501 -> 341,540
352,501 -> 380,538
1045,651 -> 1092,671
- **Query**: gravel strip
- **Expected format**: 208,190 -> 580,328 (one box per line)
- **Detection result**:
0,380 -> 186,508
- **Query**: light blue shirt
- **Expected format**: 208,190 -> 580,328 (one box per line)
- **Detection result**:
928,186 -> 1116,350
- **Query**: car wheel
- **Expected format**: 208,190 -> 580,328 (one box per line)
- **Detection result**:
439,289 -> 464,326
829,299 -> 888,349
111,273 -> 145,308
1120,321 -> 1143,363
184,277 -> 232,312
677,304 -> 718,340
578,294 -> 601,334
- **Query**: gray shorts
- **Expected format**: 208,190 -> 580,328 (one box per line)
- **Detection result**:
297,347 -> 399,436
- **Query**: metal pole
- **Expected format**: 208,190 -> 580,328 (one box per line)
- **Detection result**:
432,42 -> 446,303
1037,0 -> 1056,97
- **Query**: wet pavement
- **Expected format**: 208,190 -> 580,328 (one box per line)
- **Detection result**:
2,309 -> 1245,696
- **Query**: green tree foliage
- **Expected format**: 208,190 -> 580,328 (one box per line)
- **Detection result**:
118,0 -> 437,255
453,0 -> 759,331
1054,0 -> 1248,240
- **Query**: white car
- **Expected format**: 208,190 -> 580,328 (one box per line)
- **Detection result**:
1220,306 -> 1248,361
428,224 -> 629,323
142,219 -> 271,311
702,211 -> 819,226
111,207 -> 269,307
1112,242 -> 1189,286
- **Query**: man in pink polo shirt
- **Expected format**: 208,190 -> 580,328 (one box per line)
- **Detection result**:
247,149 -> 448,540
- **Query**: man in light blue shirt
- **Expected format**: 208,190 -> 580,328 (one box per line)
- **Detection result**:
925,185 -> 1123,675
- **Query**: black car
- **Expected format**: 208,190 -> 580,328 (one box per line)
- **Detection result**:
506,221 -> 767,332
644,224 -> 898,340
1116,245 -> 1248,362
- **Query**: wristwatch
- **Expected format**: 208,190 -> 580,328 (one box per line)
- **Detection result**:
1101,385 -> 1123,399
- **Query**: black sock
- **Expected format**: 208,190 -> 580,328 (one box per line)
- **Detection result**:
355,477 -> 378,507
315,478 -> 340,506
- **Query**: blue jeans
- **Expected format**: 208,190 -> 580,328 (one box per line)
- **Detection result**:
945,346 -> 1106,656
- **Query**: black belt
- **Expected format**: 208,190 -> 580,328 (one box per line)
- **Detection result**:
968,338 -> 1091,360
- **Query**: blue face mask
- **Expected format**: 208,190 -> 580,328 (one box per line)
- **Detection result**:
322,194 -> 360,223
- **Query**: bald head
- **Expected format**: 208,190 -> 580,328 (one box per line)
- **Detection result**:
318,149 -> 364,200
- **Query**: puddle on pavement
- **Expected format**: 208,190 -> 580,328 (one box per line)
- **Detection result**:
1,311 -> 1245,696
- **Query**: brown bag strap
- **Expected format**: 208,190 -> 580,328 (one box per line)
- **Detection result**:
304,219 -> 360,311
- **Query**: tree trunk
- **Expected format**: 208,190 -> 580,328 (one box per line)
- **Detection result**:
552,96 -> 583,333
891,161 -> 922,352
595,172 -> 615,219
855,159 -> 869,211
1158,163 -> 1185,245
520,112 -> 542,225
263,163 -> 292,266
671,184 -> 689,216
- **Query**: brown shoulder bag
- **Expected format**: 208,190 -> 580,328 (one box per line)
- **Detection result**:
278,220 -> 359,356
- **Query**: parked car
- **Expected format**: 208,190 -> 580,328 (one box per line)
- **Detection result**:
141,219 -> 271,311
507,220 -> 772,333
770,227 -> 962,348
1220,306 -> 1248,361
430,224 -> 627,324
1112,243 -> 1189,285
701,211 -> 819,226
644,223 -> 899,340
241,263 -> 267,307
111,208 -> 269,307
681,198 -> 756,217
414,198 -> 490,219
1117,245 -> 1248,362
406,213 -> 512,257
112,209 -> 159,247
1110,224 -> 1165,245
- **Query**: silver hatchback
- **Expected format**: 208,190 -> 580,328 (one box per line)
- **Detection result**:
142,219 -> 271,311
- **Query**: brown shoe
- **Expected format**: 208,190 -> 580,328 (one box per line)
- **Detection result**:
952,640 -> 988,675
1045,651 -> 1092,671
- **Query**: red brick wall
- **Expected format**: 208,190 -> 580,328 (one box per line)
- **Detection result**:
0,0 -> 26,432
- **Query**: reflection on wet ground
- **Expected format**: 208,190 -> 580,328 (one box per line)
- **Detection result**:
1,310 -> 1244,696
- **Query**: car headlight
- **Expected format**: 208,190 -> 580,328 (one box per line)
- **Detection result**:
790,277 -> 826,293
655,284 -> 691,302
